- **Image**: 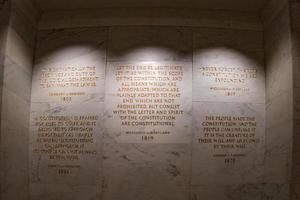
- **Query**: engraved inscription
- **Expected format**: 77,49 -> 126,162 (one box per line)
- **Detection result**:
199,66 -> 257,97
106,62 -> 192,143
32,115 -> 98,175
35,66 -> 101,103
192,102 -> 264,185
39,66 -> 98,89
198,115 -> 259,163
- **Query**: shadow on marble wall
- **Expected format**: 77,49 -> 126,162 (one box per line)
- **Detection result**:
1,0 -> 38,199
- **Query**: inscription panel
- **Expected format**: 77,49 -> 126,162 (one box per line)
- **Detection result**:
105,62 -> 192,143
30,28 -> 106,185
31,28 -> 107,103
31,58 -> 105,103
192,29 -> 265,185
193,49 -> 265,103
30,102 -> 103,184
192,102 -> 265,185
193,27 -> 265,103
28,27 -> 266,196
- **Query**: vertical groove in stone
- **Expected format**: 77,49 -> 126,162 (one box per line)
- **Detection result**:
263,0 -> 294,199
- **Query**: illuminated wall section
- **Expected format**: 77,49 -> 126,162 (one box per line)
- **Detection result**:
29,28 -> 107,199
29,26 -> 267,199
103,27 -> 193,199
192,28 -> 266,199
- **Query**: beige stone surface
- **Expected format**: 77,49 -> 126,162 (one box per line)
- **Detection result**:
0,0 -> 298,199
0,0 -> 37,199
26,24 -> 269,199
102,142 -> 191,199
30,102 -> 103,185
193,28 -> 264,103
0,1 -> 296,199
29,28 -> 107,199
104,61 -> 192,143
192,102 -> 265,185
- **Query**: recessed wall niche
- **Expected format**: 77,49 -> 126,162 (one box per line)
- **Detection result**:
0,0 -> 296,199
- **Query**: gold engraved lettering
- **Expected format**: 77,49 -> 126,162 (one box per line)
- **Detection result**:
200,66 -> 257,97
112,64 -> 185,141
198,115 -> 259,163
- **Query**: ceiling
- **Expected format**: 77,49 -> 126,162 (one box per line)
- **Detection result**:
34,0 -> 270,13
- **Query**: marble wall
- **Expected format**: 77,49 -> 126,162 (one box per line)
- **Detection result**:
30,27 -> 106,200
28,24 -> 269,199
192,27 -> 266,199
0,1 -> 296,200
37,8 -> 262,31
103,27 -> 193,200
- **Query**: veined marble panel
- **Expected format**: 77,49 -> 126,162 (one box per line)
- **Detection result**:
192,102 -> 265,185
30,102 -> 103,184
104,61 -> 192,143
102,142 -> 190,200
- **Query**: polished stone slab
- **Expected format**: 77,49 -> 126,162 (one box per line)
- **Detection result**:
104,61 -> 192,143
192,102 -> 265,185
30,28 -> 107,186
193,28 -> 265,103
102,142 -> 191,200
30,102 -> 103,184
